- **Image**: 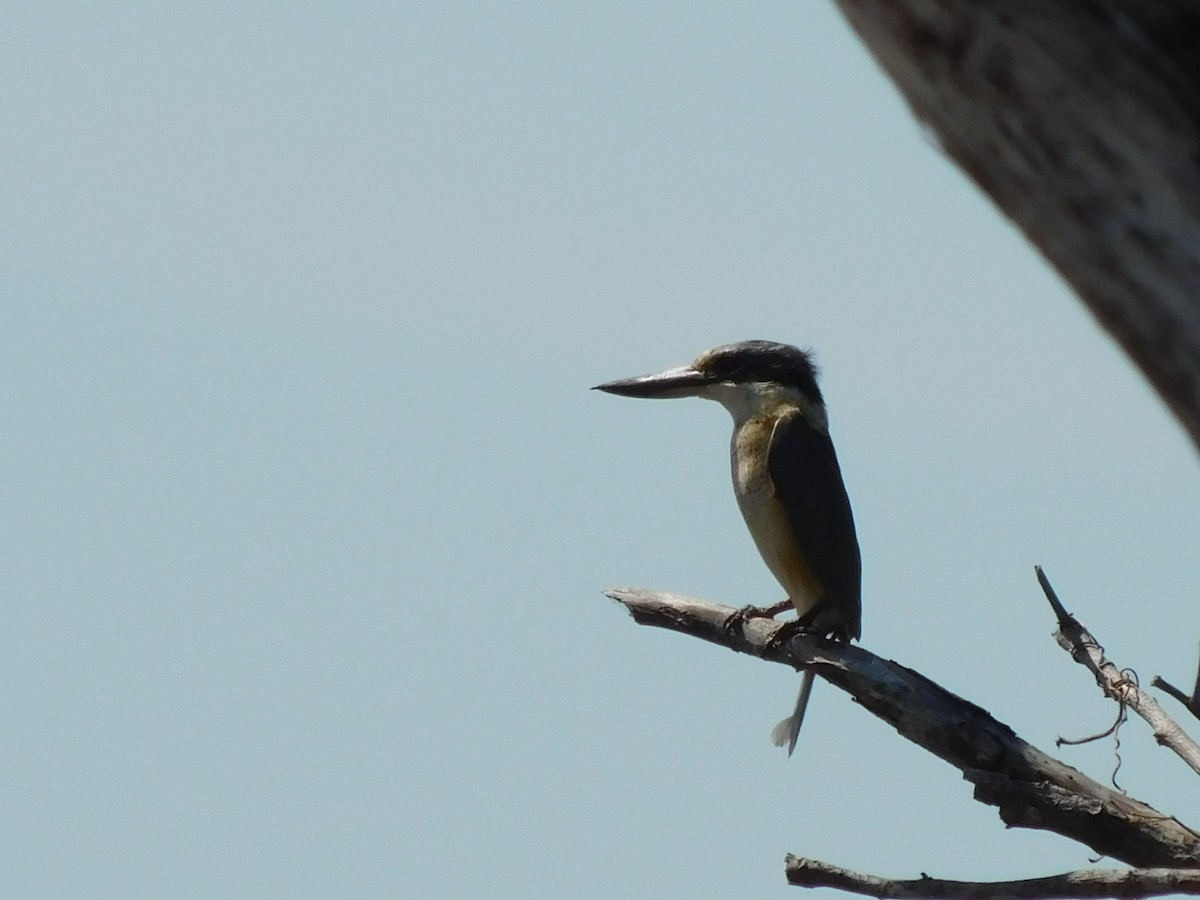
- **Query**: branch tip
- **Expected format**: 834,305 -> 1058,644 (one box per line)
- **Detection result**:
1035,565 -> 1072,626
1149,643 -> 1200,723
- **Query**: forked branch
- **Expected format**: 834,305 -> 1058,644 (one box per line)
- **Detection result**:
605,587 -> 1200,869
1036,567 -> 1200,777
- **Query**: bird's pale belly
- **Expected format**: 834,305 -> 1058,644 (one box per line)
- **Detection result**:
731,417 -> 823,616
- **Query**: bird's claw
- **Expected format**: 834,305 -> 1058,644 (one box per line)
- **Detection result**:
722,601 -> 789,637
765,619 -> 812,654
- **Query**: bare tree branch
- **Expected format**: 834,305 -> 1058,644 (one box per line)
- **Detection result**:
605,588 -> 1200,866
1035,567 -> 1200,777
831,0 -> 1200,453
1152,644 -> 1200,723
784,856 -> 1200,898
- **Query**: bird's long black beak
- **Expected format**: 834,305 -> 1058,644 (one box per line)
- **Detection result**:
593,365 -> 713,399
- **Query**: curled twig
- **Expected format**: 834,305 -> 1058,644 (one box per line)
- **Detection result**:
1035,567 -> 1200,779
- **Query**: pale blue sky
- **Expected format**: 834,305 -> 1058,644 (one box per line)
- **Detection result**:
3,3 -> 1199,898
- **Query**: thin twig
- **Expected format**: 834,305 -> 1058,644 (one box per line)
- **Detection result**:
1154,676 -> 1194,711
1035,567 -> 1200,779
1152,643 -> 1200,723
1056,703 -> 1125,747
785,857 -> 1200,898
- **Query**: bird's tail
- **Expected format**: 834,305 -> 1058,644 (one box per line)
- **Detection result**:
770,670 -> 815,757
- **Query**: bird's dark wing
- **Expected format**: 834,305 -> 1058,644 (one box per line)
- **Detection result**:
768,411 -> 862,639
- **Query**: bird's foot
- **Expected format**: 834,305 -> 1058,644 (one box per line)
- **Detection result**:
764,618 -> 814,655
722,598 -> 793,637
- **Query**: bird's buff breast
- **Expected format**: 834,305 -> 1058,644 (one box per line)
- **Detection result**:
730,415 -> 823,613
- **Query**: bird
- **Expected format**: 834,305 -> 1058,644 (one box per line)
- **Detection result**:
594,340 -> 861,755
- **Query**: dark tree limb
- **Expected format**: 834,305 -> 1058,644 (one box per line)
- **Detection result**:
1152,645 -> 1200,723
1035,567 -> 1200,777
831,1 -> 1200,453
785,857 -> 1200,898
605,588 -> 1200,867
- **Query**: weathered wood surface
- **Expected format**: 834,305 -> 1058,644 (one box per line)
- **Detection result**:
785,857 -> 1200,899
833,1 -> 1200,451
606,588 -> 1200,867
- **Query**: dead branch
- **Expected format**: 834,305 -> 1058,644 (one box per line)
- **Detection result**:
831,0 -> 1200,453
605,587 -> 1200,867
785,857 -> 1200,898
1036,567 -> 1200,777
1152,644 -> 1200,723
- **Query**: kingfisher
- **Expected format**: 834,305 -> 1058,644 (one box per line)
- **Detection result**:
595,340 -> 861,755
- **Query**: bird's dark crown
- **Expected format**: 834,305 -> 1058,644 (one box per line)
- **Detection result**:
694,340 -> 822,402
